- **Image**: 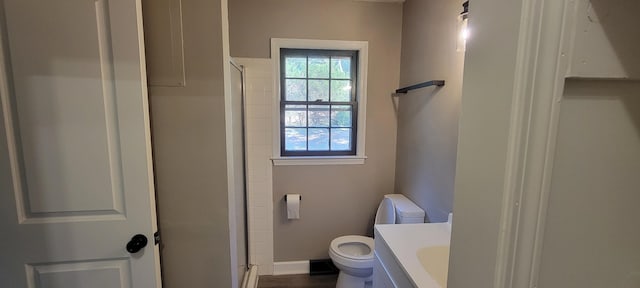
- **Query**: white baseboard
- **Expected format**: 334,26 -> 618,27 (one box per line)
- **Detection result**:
272,261 -> 310,275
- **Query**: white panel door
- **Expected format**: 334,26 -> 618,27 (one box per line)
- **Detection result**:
0,0 -> 161,287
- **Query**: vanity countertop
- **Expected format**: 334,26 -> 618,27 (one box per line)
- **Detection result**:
375,223 -> 451,288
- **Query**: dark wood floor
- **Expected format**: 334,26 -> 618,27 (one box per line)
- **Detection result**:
257,274 -> 338,288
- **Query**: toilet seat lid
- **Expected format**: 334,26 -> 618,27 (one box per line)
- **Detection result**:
374,196 -> 396,225
329,235 -> 374,261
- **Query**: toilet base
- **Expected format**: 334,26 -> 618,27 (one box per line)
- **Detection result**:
336,271 -> 372,288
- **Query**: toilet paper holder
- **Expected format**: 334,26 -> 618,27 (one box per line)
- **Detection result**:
284,195 -> 301,202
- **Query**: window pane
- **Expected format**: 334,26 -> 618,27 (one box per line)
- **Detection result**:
285,128 -> 307,151
285,57 -> 306,78
285,79 -> 306,101
308,57 -> 329,78
331,105 -> 352,127
331,80 -> 352,102
331,128 -> 351,151
331,57 -> 351,79
280,50 -> 358,156
284,105 -> 307,127
308,128 -> 329,151
308,105 -> 329,127
308,80 -> 329,102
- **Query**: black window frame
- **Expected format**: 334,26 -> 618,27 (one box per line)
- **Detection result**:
279,48 -> 359,156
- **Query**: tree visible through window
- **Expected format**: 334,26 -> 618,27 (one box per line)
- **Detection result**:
280,49 -> 358,156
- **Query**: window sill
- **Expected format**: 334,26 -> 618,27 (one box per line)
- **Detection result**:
271,156 -> 367,166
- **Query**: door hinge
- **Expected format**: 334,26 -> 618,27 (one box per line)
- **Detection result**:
154,231 -> 160,245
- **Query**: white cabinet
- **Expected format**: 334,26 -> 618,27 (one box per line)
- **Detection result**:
373,223 -> 451,288
373,232 -> 414,288
373,253 -> 396,288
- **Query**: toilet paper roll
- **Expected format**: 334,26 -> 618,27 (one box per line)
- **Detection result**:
286,194 -> 301,220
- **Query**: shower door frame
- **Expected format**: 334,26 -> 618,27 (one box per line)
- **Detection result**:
229,59 -> 250,280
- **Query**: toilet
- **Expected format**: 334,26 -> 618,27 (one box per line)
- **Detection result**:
329,194 -> 425,288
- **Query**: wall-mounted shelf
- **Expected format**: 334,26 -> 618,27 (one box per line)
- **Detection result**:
394,80 -> 445,95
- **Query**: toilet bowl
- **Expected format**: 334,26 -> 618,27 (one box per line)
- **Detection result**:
328,194 -> 425,288
329,235 -> 375,286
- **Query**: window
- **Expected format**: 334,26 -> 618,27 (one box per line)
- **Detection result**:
271,39 -> 368,165
280,49 -> 358,156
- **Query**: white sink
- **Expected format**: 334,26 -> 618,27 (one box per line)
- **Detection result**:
374,223 -> 451,287
417,245 -> 450,287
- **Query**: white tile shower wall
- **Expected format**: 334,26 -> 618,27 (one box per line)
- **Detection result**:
235,58 -> 274,275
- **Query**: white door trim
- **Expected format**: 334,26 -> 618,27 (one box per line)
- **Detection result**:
493,0 -> 577,287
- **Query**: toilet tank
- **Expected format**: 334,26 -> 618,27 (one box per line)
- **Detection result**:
385,194 -> 425,224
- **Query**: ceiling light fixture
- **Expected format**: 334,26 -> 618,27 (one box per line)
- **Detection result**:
457,1 -> 470,52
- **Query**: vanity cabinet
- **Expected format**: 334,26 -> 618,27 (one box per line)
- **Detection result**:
373,253 -> 395,288
373,223 -> 451,288
373,231 -> 414,288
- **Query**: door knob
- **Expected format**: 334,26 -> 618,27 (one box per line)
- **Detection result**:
126,234 -> 148,253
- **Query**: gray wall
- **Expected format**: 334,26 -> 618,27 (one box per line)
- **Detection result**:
448,0 -> 524,286
538,80 -> 640,287
394,0 -> 465,223
143,0 -> 233,287
536,2 -> 640,286
228,0 -> 402,261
